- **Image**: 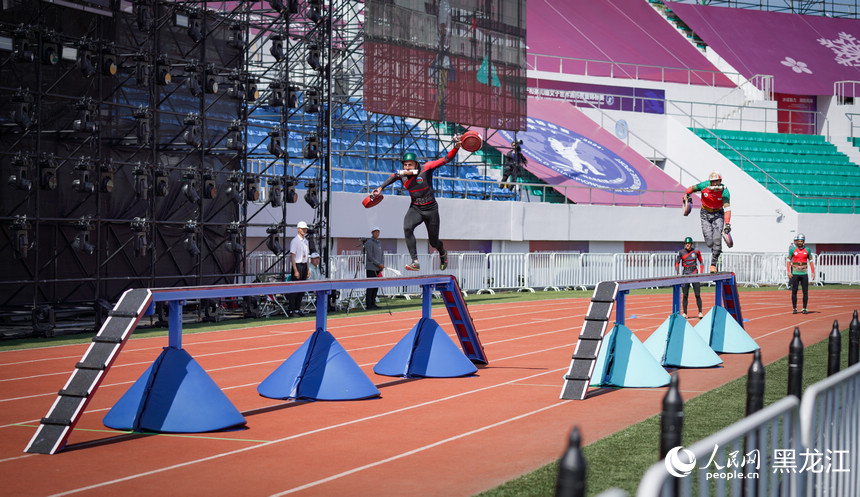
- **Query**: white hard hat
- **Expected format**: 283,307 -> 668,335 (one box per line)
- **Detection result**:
371,226 -> 380,232
297,221 -> 308,229
310,252 -> 320,258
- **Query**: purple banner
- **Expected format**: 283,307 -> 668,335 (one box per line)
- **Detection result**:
527,79 -> 665,114
666,2 -> 860,96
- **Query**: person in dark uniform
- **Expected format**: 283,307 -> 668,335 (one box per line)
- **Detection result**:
364,226 -> 384,310
787,233 -> 815,314
675,236 -> 705,319
371,136 -> 462,271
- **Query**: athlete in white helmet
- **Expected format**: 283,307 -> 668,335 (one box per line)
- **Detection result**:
684,171 -> 731,273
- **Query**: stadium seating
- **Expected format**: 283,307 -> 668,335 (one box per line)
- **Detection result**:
692,128 -> 860,213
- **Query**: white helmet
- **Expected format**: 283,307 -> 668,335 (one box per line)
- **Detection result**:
708,171 -> 722,182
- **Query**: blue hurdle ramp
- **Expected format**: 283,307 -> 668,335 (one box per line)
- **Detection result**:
103,347 -> 246,432
258,329 -> 381,400
694,306 -> 759,354
374,318 -> 478,378
590,324 -> 670,388
644,313 -> 723,368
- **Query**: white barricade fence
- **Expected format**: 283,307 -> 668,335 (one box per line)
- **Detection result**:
613,253 -> 652,282
486,253 -> 531,291
456,253 -> 489,293
553,252 -> 585,290
247,252 -> 285,282
650,253 -> 677,279
752,253 -> 789,287
580,253 -> 615,288
818,253 -> 860,285
528,252 -> 559,290
721,252 -> 758,287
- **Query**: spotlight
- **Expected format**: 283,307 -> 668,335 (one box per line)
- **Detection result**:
226,125 -> 243,151
269,35 -> 284,62
13,29 -> 34,62
303,134 -> 319,159
41,36 -> 60,65
304,181 -> 319,208
225,174 -> 242,204
183,113 -> 202,148
135,59 -> 151,86
284,175 -> 298,203
132,163 -> 149,199
156,57 -> 172,85
307,44 -> 321,70
73,98 -> 97,133
182,221 -> 200,257
268,81 -> 284,107
265,225 -> 282,254
187,15 -> 203,43
287,86 -> 299,108
267,128 -> 285,158
185,65 -> 201,96
225,222 -> 243,254
268,0 -> 285,13
182,169 -> 200,203
246,175 -> 261,202
100,159 -> 115,194
135,2 -> 153,31
204,74 -> 218,94
11,215 -> 31,259
12,90 -> 34,129
202,169 -> 217,200
153,168 -> 169,196
72,219 -> 95,256
101,45 -> 117,76
133,105 -> 152,145
307,6 -> 321,24
227,24 -> 243,49
304,90 -> 319,113
268,179 -> 282,207
72,158 -> 95,194
8,154 -> 33,192
77,44 -> 96,78
39,154 -> 58,191
130,217 -> 149,257
246,78 -> 258,101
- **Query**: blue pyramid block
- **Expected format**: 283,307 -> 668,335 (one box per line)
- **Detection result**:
374,318 -> 478,378
104,347 -> 245,432
258,330 -> 380,401
694,306 -> 759,353
590,324 -> 670,388
644,313 -> 723,368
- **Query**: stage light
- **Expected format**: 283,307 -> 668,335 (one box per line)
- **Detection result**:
183,113 -> 202,148
133,106 -> 151,145
268,81 -> 284,107
307,44 -> 321,70
8,154 -> 33,192
202,169 -> 217,200
41,37 -> 59,65
284,176 -> 298,203
304,181 -> 319,208
307,6 -> 321,24
185,66 -> 202,96
156,57 -> 172,85
303,134 -> 319,159
304,90 -> 319,113
265,225 -> 282,255
13,29 -> 34,62
130,217 -> 148,257
154,168 -> 169,196
11,215 -> 30,259
73,98 -> 97,133
228,24 -> 243,49
100,160 -> 115,194
268,0 -> 285,13
39,154 -> 58,191
132,163 -> 148,199
267,128 -> 285,158
187,15 -> 203,43
226,129 -> 243,150
183,221 -> 200,257
72,219 -> 95,255
77,45 -> 96,78
101,46 -> 117,76
246,175 -> 261,202
204,74 -> 218,94
182,169 -> 200,203
287,86 -> 299,108
135,2 -> 152,31
225,222 -> 243,254
268,179 -> 282,207
135,60 -> 150,86
72,159 -> 95,194
0,34 -> 13,52
269,35 -> 284,62
246,78 -> 259,101
12,91 -> 34,129
225,174 -> 242,204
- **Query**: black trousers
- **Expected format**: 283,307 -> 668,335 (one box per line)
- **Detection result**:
365,269 -> 381,306
790,274 -> 809,309
404,204 -> 445,261
681,282 -> 702,313
288,263 -> 308,312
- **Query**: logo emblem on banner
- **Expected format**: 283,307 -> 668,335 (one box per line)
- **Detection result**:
500,118 -> 646,193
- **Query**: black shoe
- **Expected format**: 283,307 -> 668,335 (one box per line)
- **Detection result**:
802,308 -> 808,314
366,305 -> 380,310
792,308 -> 798,314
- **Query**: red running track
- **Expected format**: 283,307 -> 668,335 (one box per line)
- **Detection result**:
0,289 -> 858,496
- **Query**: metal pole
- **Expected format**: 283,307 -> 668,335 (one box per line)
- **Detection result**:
787,327 -> 804,398
849,309 -> 860,366
555,426 -> 586,497
746,349 -> 764,415
827,320 -> 841,376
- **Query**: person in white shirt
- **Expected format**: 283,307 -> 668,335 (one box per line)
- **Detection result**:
288,221 -> 310,317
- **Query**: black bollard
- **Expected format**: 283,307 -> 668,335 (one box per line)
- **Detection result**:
849,310 -> 860,366
787,327 -> 804,398
827,320 -> 841,376
555,426 -> 586,497
661,374 -> 684,459
746,349 -> 765,415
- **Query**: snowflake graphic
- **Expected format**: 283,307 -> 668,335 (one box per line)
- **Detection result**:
818,32 -> 860,67
780,57 -> 812,74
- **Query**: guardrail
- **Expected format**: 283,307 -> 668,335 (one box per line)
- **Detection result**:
246,251 -> 858,296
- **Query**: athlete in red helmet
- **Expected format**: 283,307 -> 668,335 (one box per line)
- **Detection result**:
371,136 -> 462,271
787,233 -> 815,314
684,171 -> 731,273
